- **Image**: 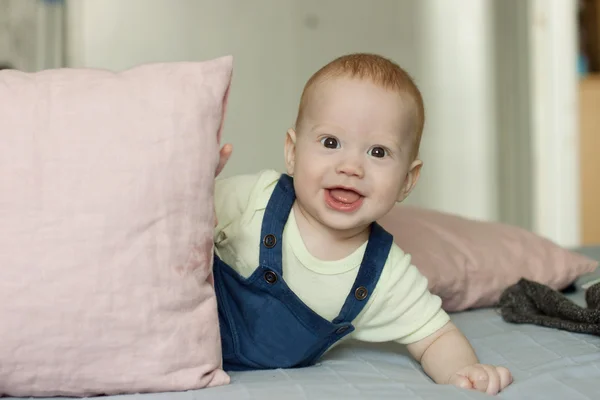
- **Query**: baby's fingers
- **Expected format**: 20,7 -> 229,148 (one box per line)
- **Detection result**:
456,365 -> 497,395
464,366 -> 492,394
447,374 -> 473,391
216,143 -> 233,177
451,364 -> 512,396
479,365 -> 501,395
497,366 -> 513,390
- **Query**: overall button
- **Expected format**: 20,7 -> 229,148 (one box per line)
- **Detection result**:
264,270 -> 278,284
336,326 -> 349,335
355,286 -> 368,301
263,234 -> 277,248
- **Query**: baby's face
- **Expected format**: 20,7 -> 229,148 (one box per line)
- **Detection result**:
286,77 -> 420,234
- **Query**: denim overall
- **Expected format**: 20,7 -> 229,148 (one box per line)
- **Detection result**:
213,174 -> 393,371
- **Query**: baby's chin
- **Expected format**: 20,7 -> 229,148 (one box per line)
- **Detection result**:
317,214 -> 373,236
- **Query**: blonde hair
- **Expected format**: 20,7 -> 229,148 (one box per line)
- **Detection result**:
295,53 -> 425,157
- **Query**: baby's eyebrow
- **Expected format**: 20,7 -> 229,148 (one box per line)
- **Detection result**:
371,132 -> 402,147
310,123 -> 342,133
312,124 -> 331,131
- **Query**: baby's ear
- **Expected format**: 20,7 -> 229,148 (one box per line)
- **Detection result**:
397,159 -> 422,203
284,128 -> 297,176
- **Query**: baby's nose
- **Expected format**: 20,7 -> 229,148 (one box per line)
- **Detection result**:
336,157 -> 364,178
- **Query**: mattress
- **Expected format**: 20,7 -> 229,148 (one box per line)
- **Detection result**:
8,246 -> 600,400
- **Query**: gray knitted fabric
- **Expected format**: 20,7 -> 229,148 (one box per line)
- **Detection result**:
498,278 -> 600,336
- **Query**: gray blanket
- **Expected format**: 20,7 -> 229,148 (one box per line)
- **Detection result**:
6,246 -> 600,399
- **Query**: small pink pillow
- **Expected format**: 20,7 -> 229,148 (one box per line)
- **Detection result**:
0,57 -> 232,397
379,205 -> 598,312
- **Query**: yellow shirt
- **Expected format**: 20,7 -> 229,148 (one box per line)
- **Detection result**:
214,169 -> 450,345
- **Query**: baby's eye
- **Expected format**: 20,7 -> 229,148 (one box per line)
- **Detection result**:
320,137 -> 340,149
368,146 -> 388,158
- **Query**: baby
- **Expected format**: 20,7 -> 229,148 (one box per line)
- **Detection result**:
212,53 -> 513,395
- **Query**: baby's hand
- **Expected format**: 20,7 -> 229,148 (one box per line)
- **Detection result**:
216,143 -> 233,178
447,364 -> 512,395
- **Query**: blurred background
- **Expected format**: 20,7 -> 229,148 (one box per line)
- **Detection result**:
1,0 -> 598,249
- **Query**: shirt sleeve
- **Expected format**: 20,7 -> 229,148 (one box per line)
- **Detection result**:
214,172 -> 263,238
350,244 -> 451,345
213,169 -> 281,241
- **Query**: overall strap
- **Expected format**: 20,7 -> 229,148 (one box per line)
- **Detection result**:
332,222 -> 393,324
258,174 -> 296,275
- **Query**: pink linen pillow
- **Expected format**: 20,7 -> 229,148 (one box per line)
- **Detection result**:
0,56 -> 232,397
379,205 -> 598,312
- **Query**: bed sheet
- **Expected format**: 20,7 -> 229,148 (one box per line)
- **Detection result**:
8,246 -> 600,400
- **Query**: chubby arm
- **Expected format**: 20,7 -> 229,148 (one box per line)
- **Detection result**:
348,245 -> 512,395
407,321 -> 512,395
406,321 -> 477,384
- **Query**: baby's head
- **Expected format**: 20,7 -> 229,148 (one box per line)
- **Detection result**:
285,53 -> 425,235
294,53 -> 424,158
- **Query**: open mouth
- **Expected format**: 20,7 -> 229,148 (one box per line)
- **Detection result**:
324,187 -> 364,212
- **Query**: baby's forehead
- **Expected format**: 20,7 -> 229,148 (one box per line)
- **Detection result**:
302,79 -> 414,136
305,77 -> 409,115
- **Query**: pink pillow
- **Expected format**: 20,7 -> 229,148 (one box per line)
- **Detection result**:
0,57 -> 232,397
379,205 -> 598,312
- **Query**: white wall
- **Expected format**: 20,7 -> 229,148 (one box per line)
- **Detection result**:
0,0 -> 64,71
412,0 -> 498,221
66,0 -> 497,218
65,0 -> 581,246
66,0 -> 420,179
528,0 -> 580,247
67,0 -> 298,177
